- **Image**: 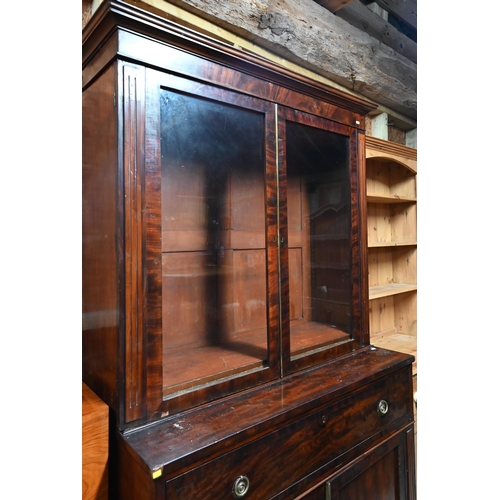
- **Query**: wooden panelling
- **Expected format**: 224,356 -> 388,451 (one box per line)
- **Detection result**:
82,383 -> 109,500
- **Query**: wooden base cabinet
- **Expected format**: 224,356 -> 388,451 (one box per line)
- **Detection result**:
82,1 -> 416,499
115,349 -> 415,500
304,425 -> 416,500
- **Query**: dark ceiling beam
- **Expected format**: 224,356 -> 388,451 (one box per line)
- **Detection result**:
314,0 -> 354,12
335,0 -> 416,63
366,0 -> 417,31
160,0 -> 417,120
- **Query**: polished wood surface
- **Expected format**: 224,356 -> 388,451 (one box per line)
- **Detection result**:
82,33 -> 371,425
83,3 -> 415,499
82,383 -> 109,500
121,348 -> 412,475
82,65 -> 120,411
325,425 -> 414,500
117,348 -> 414,499
164,371 -> 409,499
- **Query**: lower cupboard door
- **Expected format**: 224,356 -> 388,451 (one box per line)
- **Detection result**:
323,426 -> 415,500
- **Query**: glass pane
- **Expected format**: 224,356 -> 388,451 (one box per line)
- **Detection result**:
160,89 -> 268,397
286,121 -> 352,357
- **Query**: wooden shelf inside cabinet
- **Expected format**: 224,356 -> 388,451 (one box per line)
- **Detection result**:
368,241 -> 417,248
366,137 -> 417,379
366,194 -> 416,204
371,331 -> 417,377
369,283 -> 417,300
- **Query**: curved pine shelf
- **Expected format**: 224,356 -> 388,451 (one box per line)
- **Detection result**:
369,283 -> 417,300
368,241 -> 417,248
367,194 -> 416,204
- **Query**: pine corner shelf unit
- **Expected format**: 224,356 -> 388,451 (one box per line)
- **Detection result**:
365,136 -> 417,379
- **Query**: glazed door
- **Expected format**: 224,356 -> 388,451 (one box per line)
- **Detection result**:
141,70 -> 364,418
144,71 -> 280,416
278,107 -> 362,374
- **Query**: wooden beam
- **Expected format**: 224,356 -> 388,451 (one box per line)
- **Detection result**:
370,0 -> 416,31
366,2 -> 388,20
335,0 -> 416,63
151,0 -> 417,120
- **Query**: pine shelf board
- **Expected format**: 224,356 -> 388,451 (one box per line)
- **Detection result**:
369,283 -> 417,300
371,330 -> 417,376
368,241 -> 417,248
367,194 -> 416,204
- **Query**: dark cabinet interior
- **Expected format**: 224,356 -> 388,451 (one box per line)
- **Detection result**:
82,1 -> 416,498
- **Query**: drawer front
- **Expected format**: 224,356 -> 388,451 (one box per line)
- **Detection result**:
165,368 -> 411,500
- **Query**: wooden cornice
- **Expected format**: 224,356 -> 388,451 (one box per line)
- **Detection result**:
366,136 -> 417,159
83,0 -> 377,117
366,136 -> 417,173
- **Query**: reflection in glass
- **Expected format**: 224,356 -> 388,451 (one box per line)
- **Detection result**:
160,89 -> 267,397
286,121 -> 352,357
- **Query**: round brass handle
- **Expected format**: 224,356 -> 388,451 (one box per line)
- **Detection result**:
232,475 -> 250,498
377,399 -> 389,416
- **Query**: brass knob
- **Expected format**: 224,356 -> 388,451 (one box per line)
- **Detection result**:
377,399 -> 389,416
232,475 -> 250,498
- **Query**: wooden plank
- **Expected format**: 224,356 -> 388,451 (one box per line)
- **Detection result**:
366,157 -> 417,199
157,0 -> 417,120
335,0 -> 417,63
371,331 -> 416,375
368,296 -> 395,336
368,240 -> 417,248
369,283 -> 417,299
125,348 -> 414,475
392,246 -> 417,285
367,194 -> 416,203
162,323 -> 350,397
368,247 -> 393,288
388,124 -> 406,145
366,135 -> 417,162
394,290 -> 417,336
82,383 -> 109,500
367,203 -> 418,248
391,202 -> 417,243
371,0 -> 417,31
366,149 -> 417,174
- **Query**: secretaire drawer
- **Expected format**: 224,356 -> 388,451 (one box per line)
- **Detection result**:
164,367 -> 412,499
